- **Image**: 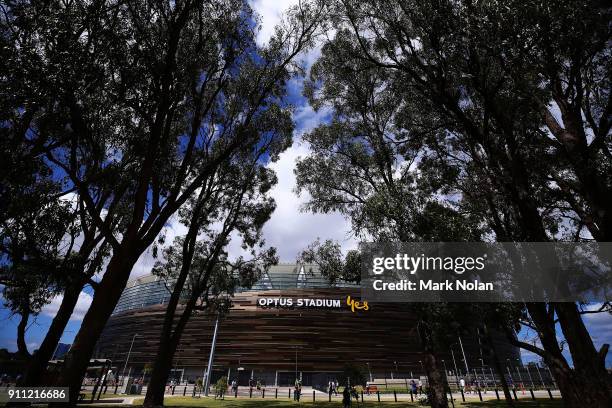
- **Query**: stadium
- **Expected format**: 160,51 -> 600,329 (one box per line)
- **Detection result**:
93,264 -> 521,389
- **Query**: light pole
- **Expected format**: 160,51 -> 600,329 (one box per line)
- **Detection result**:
477,358 -> 486,383
458,335 -> 470,378
545,364 -> 556,388
525,364 -> 534,387
450,347 -> 461,379
204,316 -> 220,396
534,363 -> 545,387
515,359 -> 523,385
121,334 -> 139,388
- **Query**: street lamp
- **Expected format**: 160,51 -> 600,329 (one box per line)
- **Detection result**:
478,358 -> 486,382
457,335 -> 470,376
295,346 -> 299,382
450,346 -> 461,379
121,334 -> 140,388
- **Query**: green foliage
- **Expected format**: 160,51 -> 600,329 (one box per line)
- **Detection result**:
214,376 -> 228,395
340,363 -> 367,387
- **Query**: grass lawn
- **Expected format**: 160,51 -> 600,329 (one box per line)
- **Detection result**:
82,393 -> 125,400
126,396 -> 564,407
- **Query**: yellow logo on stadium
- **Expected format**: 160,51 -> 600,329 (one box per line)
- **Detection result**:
346,295 -> 369,313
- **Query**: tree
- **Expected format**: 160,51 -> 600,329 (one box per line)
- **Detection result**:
340,363 -> 367,388
143,151 -> 281,407
297,239 -> 361,284
0,0 -> 324,401
0,99 -> 110,385
302,1 -> 610,406
296,14 -> 484,403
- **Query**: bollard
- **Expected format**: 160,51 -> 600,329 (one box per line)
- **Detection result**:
114,384 -> 119,394
289,389 -> 291,399
460,389 -> 465,402
183,386 -> 187,396
171,386 -> 175,395
313,390 -> 315,402
494,388 -> 500,400
547,388 -> 553,400
512,388 -> 518,400
360,391 -> 364,403
263,389 -> 265,398
478,387 -> 483,401
377,391 -> 380,402
410,390 -> 414,402
394,390 -> 397,402
329,392 -> 331,402
249,387 -> 252,398
275,388 -> 278,399
529,388 -> 535,400
235,387 -> 238,398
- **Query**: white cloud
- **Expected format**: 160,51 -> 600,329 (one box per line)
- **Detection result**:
250,0 -> 300,45
41,291 -> 93,321
262,106 -> 357,261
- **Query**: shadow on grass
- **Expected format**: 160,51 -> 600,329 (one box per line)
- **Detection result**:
124,396 -> 565,408
460,399 -> 564,408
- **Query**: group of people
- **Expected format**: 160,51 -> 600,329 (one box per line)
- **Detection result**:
341,384 -> 360,407
410,378 -> 424,395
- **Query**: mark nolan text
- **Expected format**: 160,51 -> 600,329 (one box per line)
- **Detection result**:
372,279 -> 494,291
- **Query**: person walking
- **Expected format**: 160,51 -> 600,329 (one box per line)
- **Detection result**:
459,378 -> 465,394
410,379 -> 417,395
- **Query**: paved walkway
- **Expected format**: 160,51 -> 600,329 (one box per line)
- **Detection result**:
80,386 -> 562,405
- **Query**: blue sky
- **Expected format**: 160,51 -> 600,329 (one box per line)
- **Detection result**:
1,0 -> 610,370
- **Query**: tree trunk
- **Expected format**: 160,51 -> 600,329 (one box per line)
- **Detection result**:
52,253 -> 136,405
416,320 -> 448,408
526,302 -> 597,408
142,339 -> 177,408
422,351 -> 449,408
555,302 -> 612,407
143,297 -> 197,408
24,280 -> 83,386
16,309 -> 31,359
482,324 -> 514,407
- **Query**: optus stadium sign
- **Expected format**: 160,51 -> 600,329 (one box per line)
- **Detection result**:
257,295 -> 369,313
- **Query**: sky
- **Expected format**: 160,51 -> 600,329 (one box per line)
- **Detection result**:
1,0 -> 610,369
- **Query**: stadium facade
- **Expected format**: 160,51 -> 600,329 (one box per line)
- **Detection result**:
94,264 -> 521,388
